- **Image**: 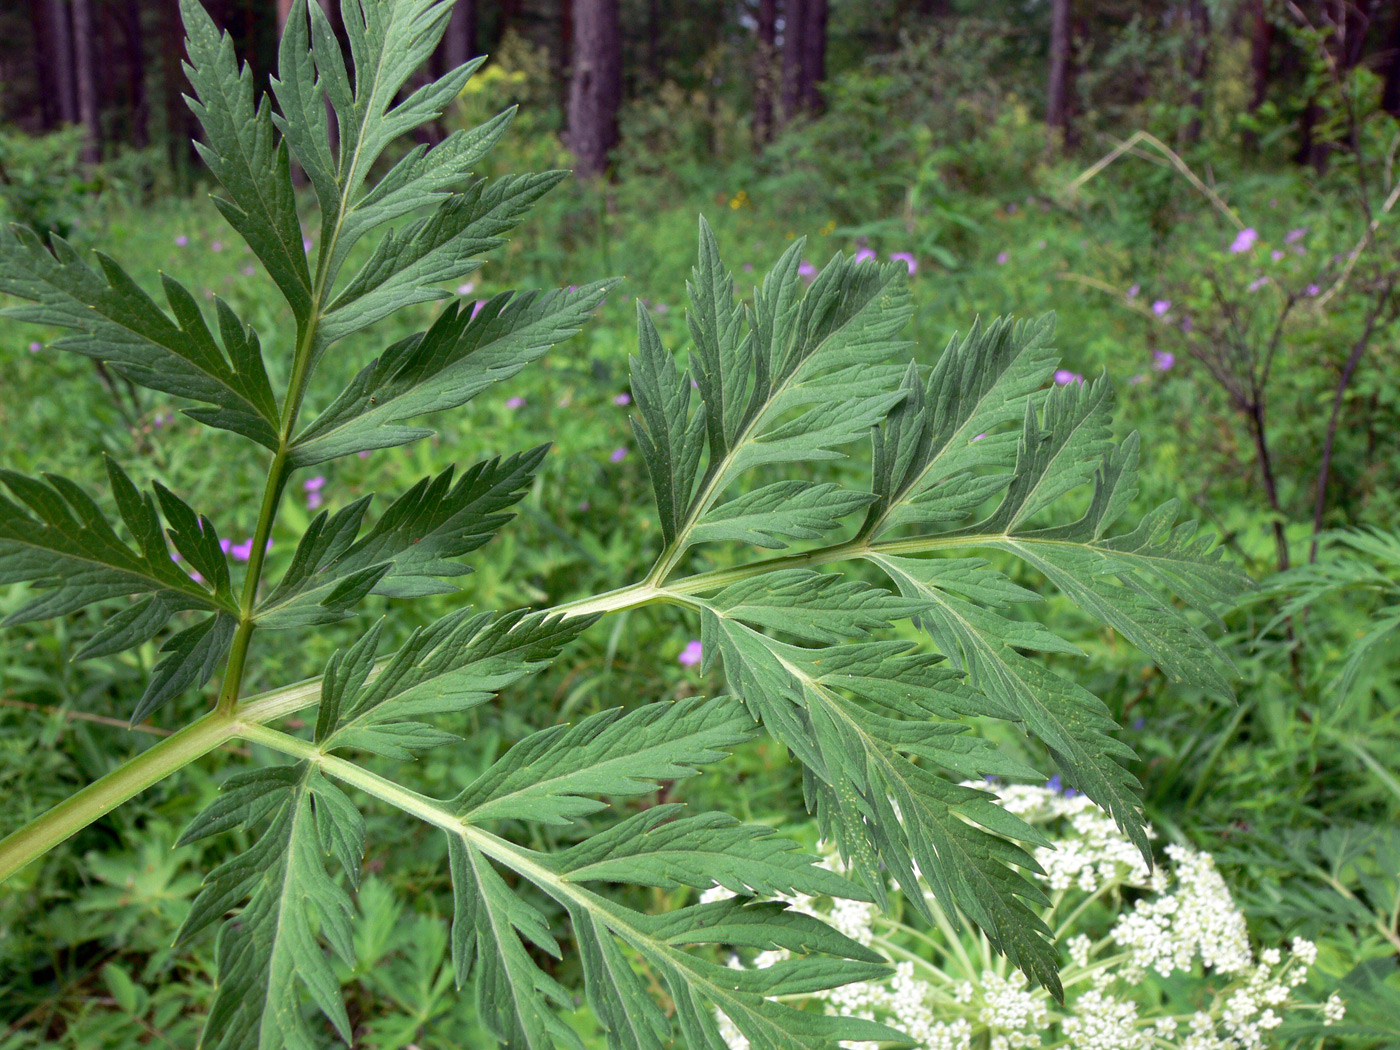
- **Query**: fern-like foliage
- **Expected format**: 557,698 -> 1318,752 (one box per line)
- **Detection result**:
0,1 -> 1250,1047
627,232 -> 1248,996
1257,527 -> 1400,703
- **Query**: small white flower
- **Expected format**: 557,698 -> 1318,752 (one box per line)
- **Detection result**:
1323,992 -> 1346,1025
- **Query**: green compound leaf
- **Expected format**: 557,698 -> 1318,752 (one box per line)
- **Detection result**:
386,693 -> 895,1050
690,581 -> 1058,989
319,173 -> 568,345
180,0 -> 312,325
630,218 -> 912,569
455,696 -> 754,827
0,461 -> 239,722
292,283 -> 614,466
178,765 -> 364,1050
688,482 -> 874,550
0,226 -> 280,446
257,449 -> 546,627
556,804 -> 861,900
313,606 -> 595,759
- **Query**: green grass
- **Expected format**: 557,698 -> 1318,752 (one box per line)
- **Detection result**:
2,113 -> 1398,1046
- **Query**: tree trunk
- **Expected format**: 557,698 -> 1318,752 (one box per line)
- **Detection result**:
646,0 -> 660,83
1181,0 -> 1209,146
1382,6 -> 1400,115
48,0 -> 80,127
753,0 -> 777,147
439,0 -> 476,71
162,0 -> 194,189
31,3 -> 60,129
780,0 -> 806,126
1046,0 -> 1072,149
123,0 -> 149,148
1248,0 -> 1272,111
71,0 -> 101,163
566,0 -> 622,179
799,0 -> 827,115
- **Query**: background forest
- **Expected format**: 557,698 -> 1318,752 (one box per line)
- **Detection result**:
2,0 -> 1400,1047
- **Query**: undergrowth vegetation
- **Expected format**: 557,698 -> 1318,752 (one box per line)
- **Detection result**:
1,1 -> 1398,1048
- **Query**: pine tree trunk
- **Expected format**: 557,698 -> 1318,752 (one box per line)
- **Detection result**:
1046,0 -> 1072,149
123,0 -> 149,148
71,0 -> 101,163
1382,7 -> 1400,116
440,0 -> 476,71
780,0 -> 806,126
31,3 -> 60,129
753,0 -> 777,147
646,0 -> 660,84
48,0 -> 79,127
566,0 -> 622,179
799,0 -> 827,115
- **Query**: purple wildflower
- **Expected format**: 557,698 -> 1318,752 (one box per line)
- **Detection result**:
303,238 -> 313,254
1179,316 -> 1193,333
1152,299 -> 1171,316
1126,283 -> 1140,299
457,281 -> 476,296
175,235 -> 189,247
890,252 -> 917,275
798,260 -> 817,279
1006,202 -> 1018,215
1053,369 -> 1083,386
304,476 -> 326,511
28,342 -> 41,353
1285,227 -> 1308,244
995,251 -> 1009,265
971,433 -> 986,442
219,537 -> 233,554
742,262 -> 754,273
1247,276 -> 1270,292
1271,249 -> 1285,262
1229,228 -> 1259,254
1128,374 -> 1146,385
470,300 -> 486,320
1306,283 -> 1321,296
241,265 -> 256,276
1152,350 -> 1174,371
505,396 -> 525,409
678,640 -> 703,667
153,413 -> 167,428
230,539 -> 253,562
357,450 -> 371,459
211,240 -> 223,253
613,393 -> 632,406
653,302 -> 669,315
609,446 -> 628,463
854,248 -> 876,264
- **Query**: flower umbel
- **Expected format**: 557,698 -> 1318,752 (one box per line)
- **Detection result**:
711,782 -> 1343,1050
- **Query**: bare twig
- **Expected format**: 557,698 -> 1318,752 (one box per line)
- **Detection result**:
1309,280 -> 1396,562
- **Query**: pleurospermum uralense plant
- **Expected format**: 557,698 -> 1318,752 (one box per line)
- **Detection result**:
0,2 -> 1249,1048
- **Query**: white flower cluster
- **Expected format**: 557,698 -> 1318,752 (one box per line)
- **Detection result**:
978,971 -> 1049,1048
1111,844 -> 1253,980
1062,989 -> 1148,1050
706,783 -> 1344,1050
